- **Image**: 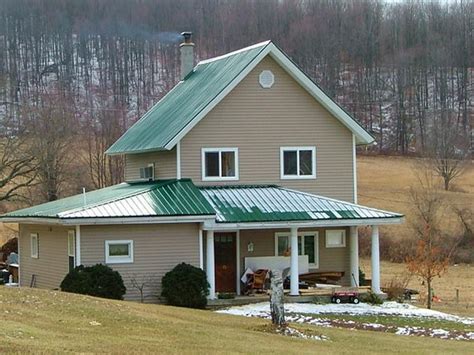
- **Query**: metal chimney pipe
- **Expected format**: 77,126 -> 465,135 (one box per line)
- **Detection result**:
180,31 -> 195,80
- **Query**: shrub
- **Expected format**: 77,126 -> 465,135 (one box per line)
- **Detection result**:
161,263 -> 209,309
217,292 -> 235,299
384,273 -> 412,302
0,238 -> 18,262
60,264 -> 126,300
363,291 -> 383,305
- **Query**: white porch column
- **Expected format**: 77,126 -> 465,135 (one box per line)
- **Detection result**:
206,230 -> 216,299
290,227 -> 299,296
198,228 -> 204,270
371,225 -> 381,294
350,226 -> 359,287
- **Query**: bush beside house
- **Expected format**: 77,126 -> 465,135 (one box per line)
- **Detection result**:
60,264 -> 126,300
161,263 -> 209,309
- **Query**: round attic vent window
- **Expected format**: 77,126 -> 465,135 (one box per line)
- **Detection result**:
259,70 -> 275,88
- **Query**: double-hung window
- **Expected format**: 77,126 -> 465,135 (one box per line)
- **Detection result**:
105,240 -> 134,264
280,147 -> 316,179
30,233 -> 39,259
275,232 -> 319,268
202,148 -> 239,181
68,230 -> 76,271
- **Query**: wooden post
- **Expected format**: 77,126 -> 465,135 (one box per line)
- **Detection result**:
270,269 -> 286,327
456,289 -> 459,304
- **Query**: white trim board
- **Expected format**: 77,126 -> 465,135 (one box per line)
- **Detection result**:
2,215 -> 216,226
164,41 -> 373,150
203,217 -> 405,230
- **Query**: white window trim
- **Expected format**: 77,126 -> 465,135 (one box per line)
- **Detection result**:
201,147 -> 239,181
280,146 -> 316,180
325,229 -> 347,248
105,240 -> 134,264
139,163 -> 155,181
30,233 -> 39,259
274,231 -> 319,269
67,230 -> 75,257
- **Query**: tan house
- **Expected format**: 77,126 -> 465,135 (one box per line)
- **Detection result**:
2,33 -> 403,302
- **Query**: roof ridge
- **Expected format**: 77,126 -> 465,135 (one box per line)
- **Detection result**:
276,186 -> 403,217
199,184 -> 278,190
198,40 -> 271,65
59,180 -> 183,217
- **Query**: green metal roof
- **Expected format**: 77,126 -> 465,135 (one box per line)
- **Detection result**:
106,42 -> 270,155
2,179 -> 215,220
200,185 -> 403,223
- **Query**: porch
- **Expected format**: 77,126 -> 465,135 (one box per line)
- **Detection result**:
207,287 -> 372,308
198,185 -> 404,300
202,225 -> 385,300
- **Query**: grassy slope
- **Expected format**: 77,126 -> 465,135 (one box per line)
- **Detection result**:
1,287 -> 472,354
357,155 -> 474,237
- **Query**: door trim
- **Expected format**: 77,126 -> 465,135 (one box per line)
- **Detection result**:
236,230 -> 240,294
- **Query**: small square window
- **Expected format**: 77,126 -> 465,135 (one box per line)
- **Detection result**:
139,164 -> 154,181
31,233 -> 39,259
202,148 -> 239,181
105,240 -> 134,264
325,230 -> 346,248
280,147 -> 316,179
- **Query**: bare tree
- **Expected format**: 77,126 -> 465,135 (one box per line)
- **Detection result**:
406,174 -> 456,309
425,110 -> 471,191
0,134 -> 37,202
129,273 -> 156,303
23,90 -> 76,202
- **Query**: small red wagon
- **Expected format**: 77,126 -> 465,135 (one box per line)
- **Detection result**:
331,289 -> 360,304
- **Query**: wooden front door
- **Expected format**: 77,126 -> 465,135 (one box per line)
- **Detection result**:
214,233 -> 237,293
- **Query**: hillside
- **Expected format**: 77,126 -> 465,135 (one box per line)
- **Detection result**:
358,155 -> 474,241
0,287 -> 472,354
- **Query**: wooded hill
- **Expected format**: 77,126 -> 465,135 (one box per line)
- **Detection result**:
0,0 -> 472,204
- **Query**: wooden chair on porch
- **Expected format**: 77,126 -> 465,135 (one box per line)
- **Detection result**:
244,269 -> 269,295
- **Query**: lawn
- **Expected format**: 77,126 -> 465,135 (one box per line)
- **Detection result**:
357,155 -> 474,238
360,259 -> 474,317
1,287 -> 473,354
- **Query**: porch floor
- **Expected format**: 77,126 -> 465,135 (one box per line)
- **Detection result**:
208,286 -> 371,308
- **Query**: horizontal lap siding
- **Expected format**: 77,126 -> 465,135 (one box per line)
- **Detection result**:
181,56 -> 355,202
80,224 -> 199,302
18,224 -> 70,289
124,148 -> 177,182
238,227 -> 351,286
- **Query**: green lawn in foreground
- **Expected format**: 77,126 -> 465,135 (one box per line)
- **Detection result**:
0,287 -> 472,354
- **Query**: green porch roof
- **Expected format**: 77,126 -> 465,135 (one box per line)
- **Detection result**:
199,185 -> 403,223
2,181 -> 403,225
2,179 -> 215,220
106,42 -> 269,155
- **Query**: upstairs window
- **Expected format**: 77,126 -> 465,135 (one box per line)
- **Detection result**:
139,164 -> 154,181
202,148 -> 239,181
280,147 -> 316,179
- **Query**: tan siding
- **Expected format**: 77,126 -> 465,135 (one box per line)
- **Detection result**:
238,227 -> 351,286
18,224 -> 70,289
124,148 -> 177,182
181,55 -> 355,202
80,223 -> 200,302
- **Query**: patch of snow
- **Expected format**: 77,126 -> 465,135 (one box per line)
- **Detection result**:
217,301 -> 474,325
278,326 -> 329,341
